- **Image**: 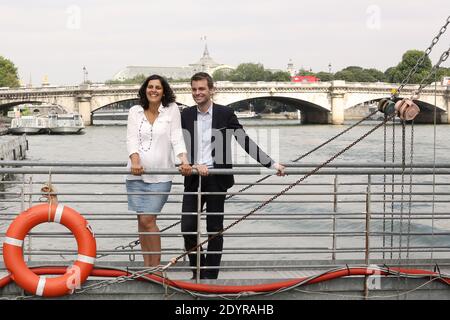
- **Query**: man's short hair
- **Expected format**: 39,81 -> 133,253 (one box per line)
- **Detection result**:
191,72 -> 214,89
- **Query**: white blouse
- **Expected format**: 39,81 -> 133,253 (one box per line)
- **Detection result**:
126,102 -> 187,183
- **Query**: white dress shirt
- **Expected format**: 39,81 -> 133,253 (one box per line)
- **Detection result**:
196,103 -> 214,168
126,102 -> 187,183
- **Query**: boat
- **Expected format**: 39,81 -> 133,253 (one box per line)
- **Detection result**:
235,110 -> 260,119
8,116 -> 48,134
7,104 -> 84,134
47,113 -> 85,134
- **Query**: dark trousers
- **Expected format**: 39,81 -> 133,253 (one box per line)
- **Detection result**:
181,175 -> 226,279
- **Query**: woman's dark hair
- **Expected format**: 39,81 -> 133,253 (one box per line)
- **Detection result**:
138,74 -> 176,109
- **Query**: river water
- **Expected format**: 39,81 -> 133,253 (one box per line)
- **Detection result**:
2,119 -> 450,262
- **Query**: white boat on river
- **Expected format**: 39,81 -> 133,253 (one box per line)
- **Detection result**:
235,110 -> 260,119
8,116 -> 48,134
47,113 -> 85,134
8,104 -> 85,134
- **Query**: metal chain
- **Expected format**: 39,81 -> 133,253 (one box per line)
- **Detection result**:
406,120 -> 414,258
170,113 -> 396,265
223,109 -> 380,196
75,265 -> 165,295
399,121 -> 406,260
410,45 -> 450,100
390,116 -> 395,259
382,114 -> 387,259
395,15 -> 449,96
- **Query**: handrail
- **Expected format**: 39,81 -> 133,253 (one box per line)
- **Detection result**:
1,160 -> 450,168
1,162 -> 450,281
1,167 -> 450,175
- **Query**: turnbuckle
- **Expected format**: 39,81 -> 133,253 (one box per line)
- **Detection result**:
377,98 -> 420,121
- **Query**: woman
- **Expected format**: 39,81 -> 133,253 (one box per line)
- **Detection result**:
126,74 -> 192,267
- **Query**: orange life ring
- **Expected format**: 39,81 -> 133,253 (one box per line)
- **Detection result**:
2,203 -> 96,297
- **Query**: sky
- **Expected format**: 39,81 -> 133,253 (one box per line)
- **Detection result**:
1,0 -> 449,86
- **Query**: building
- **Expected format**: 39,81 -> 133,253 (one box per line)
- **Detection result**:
291,75 -> 320,83
112,44 -> 234,81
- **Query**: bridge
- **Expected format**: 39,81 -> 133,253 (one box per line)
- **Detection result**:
0,81 -> 448,125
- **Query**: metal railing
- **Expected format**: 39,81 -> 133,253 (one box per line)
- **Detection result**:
1,161 -> 450,278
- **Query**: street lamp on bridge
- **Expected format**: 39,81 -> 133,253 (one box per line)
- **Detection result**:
82,66 -> 88,84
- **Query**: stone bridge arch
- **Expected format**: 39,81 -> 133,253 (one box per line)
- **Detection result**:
91,98 -> 140,113
0,100 -> 44,111
345,96 -> 447,123
0,100 -> 69,115
90,98 -> 140,125
225,96 -> 330,124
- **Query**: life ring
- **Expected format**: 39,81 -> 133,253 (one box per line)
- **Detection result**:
2,203 -> 96,297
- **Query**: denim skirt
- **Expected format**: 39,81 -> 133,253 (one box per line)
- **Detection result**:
125,179 -> 172,213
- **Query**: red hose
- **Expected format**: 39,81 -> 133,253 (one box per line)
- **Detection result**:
1,266 -> 449,294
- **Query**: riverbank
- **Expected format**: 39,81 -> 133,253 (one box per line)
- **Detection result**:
0,135 -> 27,160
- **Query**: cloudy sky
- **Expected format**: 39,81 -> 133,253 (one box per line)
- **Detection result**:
1,0 -> 449,85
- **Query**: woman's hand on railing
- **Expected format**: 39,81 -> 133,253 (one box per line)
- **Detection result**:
130,163 -> 144,175
130,154 -> 144,175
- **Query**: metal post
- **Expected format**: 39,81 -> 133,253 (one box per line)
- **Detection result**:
364,174 -> 372,299
332,174 -> 338,261
27,176 -> 33,263
20,174 -> 25,212
365,175 -> 371,265
196,176 -> 202,283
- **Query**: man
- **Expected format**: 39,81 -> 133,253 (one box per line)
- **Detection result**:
181,72 -> 285,280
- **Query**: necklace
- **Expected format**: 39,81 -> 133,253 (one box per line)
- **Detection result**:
138,117 -> 153,152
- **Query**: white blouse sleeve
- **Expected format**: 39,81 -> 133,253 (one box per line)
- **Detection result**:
169,104 -> 187,156
126,106 -> 140,157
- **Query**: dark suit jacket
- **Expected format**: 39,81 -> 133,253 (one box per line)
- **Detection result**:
181,103 -> 275,190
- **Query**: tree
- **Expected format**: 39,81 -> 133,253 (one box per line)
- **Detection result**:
105,74 -> 147,85
270,71 -> 291,81
334,66 -> 386,82
386,50 -> 432,84
315,72 -> 334,81
366,68 -> 387,82
0,56 -> 20,87
229,63 -> 267,81
215,63 -> 290,82
212,69 -> 228,81
212,68 -> 233,81
296,69 -> 315,76
436,67 -> 450,82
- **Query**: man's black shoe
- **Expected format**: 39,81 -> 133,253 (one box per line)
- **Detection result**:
191,272 -> 217,280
